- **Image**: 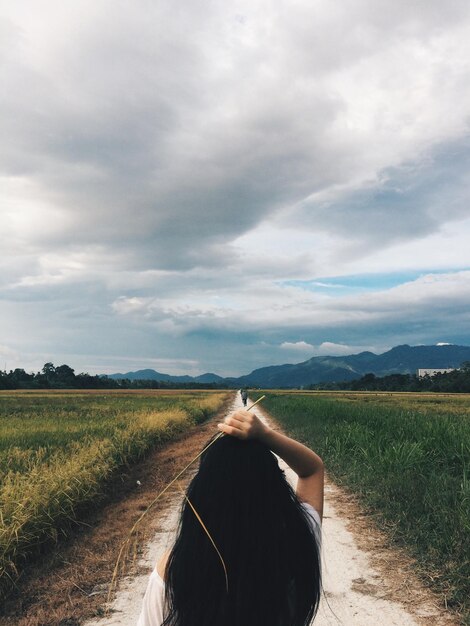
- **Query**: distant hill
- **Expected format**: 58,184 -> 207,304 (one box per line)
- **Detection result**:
108,369 -> 225,384
108,344 -> 470,388
231,344 -> 470,388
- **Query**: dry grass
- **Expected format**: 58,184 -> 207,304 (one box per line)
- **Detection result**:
0,390 -> 229,603
0,392 -> 233,625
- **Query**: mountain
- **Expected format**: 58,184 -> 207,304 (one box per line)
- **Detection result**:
230,344 -> 470,388
193,372 -> 226,383
108,344 -> 470,388
108,369 -> 224,383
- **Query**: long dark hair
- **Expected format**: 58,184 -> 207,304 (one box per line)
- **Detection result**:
162,433 -> 321,626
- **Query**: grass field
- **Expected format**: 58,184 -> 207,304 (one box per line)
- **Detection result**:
0,389 -> 230,600
264,391 -> 470,623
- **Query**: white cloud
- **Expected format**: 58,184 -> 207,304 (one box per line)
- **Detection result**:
110,270 -> 470,337
315,342 -> 356,356
280,341 -> 314,351
280,341 -> 362,357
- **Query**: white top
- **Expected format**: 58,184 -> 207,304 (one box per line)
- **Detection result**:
136,502 -> 321,626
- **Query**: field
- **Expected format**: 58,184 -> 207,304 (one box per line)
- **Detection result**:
263,391 -> 470,622
0,389 -> 230,601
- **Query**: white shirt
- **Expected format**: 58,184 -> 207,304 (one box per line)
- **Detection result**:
136,502 -> 321,626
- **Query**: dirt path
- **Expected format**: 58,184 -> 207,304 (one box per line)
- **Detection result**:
84,395 -> 457,626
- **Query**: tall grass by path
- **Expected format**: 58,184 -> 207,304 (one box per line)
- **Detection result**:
0,390 -> 230,601
263,392 -> 470,623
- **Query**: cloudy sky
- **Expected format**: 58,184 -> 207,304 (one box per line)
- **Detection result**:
1,0 -> 470,377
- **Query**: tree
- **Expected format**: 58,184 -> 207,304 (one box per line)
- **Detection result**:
42,362 -> 56,381
55,364 -> 75,383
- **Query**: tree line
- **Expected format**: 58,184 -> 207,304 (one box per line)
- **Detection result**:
0,363 -> 229,390
3,361 -> 470,392
308,362 -> 470,393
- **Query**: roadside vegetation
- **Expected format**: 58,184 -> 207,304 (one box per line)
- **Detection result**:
0,389 -> 229,601
264,392 -> 470,623
309,362 -> 470,393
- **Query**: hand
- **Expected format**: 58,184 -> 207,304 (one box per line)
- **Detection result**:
217,410 -> 268,441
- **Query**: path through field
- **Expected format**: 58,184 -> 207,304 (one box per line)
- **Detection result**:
85,395 -> 456,626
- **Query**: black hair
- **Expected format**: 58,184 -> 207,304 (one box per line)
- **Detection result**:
162,433 -> 321,626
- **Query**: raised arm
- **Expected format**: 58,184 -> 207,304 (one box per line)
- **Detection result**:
217,410 -> 324,520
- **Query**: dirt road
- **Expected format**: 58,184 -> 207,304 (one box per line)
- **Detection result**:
85,395 -> 456,626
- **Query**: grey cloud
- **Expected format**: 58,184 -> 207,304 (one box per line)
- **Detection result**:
2,270 -> 470,376
288,136 -> 470,261
8,0 -> 468,269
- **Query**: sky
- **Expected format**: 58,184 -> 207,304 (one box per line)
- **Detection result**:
1,0 -> 470,377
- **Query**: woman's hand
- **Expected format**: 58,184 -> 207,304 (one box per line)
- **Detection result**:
217,410 -> 268,441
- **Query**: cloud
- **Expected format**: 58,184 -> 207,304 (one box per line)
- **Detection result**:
280,341 -> 314,351
2,268 -> 468,376
3,1 -> 470,271
315,342 -> 356,356
1,2 -> 470,374
280,341 -> 360,357
286,137 -> 470,263
111,270 -> 470,339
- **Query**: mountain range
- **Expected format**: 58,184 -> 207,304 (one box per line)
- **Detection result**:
108,369 -> 225,384
108,344 -> 470,388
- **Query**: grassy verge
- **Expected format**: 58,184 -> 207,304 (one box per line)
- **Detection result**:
263,392 -> 470,622
0,390 -> 230,600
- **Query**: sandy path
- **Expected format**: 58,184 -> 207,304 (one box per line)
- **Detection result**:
85,395 -> 455,626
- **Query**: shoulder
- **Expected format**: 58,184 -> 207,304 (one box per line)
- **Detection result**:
137,564 -> 166,625
157,549 -> 170,580
299,501 -> 322,547
300,501 -> 321,526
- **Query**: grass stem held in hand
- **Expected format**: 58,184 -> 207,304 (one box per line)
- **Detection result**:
106,395 -> 265,612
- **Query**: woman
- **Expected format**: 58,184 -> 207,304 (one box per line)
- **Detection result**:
137,408 -> 323,626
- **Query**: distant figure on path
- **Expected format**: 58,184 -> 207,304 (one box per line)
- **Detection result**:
240,388 -> 248,406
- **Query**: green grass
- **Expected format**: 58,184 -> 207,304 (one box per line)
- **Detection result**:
264,392 -> 470,623
0,389 -> 230,600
